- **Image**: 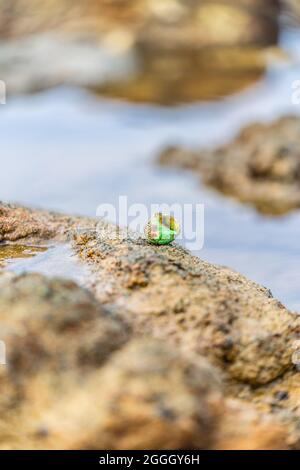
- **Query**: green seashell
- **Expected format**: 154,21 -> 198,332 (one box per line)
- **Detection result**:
145,213 -> 180,245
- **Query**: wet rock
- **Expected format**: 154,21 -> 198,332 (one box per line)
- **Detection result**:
159,116 -> 300,215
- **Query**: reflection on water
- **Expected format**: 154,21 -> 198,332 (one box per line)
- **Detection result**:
1,29 -> 300,310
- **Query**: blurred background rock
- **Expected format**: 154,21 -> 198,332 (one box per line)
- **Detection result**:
0,0 -> 293,103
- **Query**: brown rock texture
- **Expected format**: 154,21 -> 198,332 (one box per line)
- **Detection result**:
18,339 -> 223,450
0,202 -> 299,449
0,271 -> 289,450
94,46 -> 267,105
283,0 -> 300,25
159,116 -> 300,215
75,227 -> 300,386
0,202 -> 95,243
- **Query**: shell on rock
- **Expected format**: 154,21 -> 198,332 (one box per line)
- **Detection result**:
144,213 -> 180,245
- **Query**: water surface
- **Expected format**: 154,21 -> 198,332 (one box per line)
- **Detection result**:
1,29 -> 300,310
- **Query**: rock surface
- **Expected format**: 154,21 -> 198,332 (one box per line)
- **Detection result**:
159,116 -> 300,215
0,202 -> 299,449
0,269 -> 290,450
75,228 -> 300,386
0,202 -> 94,243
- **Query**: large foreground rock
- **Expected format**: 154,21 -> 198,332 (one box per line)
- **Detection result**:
0,271 -> 289,450
75,227 -> 300,386
0,202 -> 299,448
0,271 -> 219,449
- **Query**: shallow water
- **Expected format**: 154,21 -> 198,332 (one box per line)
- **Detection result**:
1,29 -> 300,310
